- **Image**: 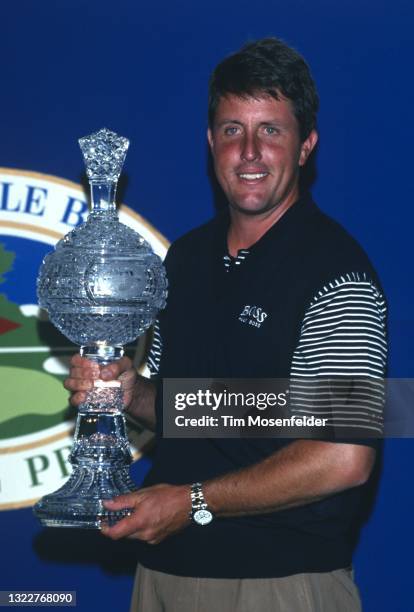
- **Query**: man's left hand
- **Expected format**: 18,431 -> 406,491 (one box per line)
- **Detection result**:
100,484 -> 191,544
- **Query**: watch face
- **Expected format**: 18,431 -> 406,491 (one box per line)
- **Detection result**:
193,509 -> 213,526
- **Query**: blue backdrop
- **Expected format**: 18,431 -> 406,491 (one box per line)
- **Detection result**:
0,1 -> 412,610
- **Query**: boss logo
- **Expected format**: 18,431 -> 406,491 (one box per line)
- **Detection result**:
238,304 -> 268,328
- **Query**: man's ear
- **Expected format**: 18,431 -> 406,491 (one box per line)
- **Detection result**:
299,129 -> 318,167
207,127 -> 214,152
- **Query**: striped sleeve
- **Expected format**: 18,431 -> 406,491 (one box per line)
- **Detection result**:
146,319 -> 163,377
289,273 -> 387,437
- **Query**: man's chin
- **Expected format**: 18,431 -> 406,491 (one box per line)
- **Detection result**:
228,200 -> 276,217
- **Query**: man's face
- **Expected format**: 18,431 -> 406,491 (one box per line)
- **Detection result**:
208,93 -> 318,217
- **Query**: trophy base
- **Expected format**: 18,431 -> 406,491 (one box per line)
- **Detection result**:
34,410 -> 138,529
33,465 -> 137,529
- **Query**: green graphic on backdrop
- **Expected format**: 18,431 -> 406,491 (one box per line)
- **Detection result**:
0,242 -> 74,440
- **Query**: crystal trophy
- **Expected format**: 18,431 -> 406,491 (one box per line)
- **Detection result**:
34,128 -> 167,528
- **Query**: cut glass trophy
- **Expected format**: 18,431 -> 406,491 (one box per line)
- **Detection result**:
34,128 -> 167,528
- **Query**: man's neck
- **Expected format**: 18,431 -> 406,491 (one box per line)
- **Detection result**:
227,193 -> 299,257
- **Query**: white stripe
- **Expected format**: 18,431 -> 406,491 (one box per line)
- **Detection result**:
0,346 -> 74,353
298,347 -> 387,358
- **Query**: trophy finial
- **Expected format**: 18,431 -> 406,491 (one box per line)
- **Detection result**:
78,127 -> 130,183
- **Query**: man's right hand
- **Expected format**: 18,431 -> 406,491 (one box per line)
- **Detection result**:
64,354 -> 157,430
64,354 -> 137,409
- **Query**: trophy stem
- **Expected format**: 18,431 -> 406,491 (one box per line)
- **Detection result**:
33,345 -> 137,529
80,343 -> 124,364
89,182 -> 117,216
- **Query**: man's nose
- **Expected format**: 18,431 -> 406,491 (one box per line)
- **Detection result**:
241,133 -> 261,162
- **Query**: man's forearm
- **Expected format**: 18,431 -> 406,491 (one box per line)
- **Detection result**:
125,374 -> 157,431
203,440 -> 375,517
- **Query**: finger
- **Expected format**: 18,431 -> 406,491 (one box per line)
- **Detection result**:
63,378 -> 95,392
69,366 -> 101,380
68,391 -> 87,406
100,357 -> 133,381
100,512 -> 143,540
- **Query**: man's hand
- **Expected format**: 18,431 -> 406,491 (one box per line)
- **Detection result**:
64,354 -> 137,409
101,484 -> 191,544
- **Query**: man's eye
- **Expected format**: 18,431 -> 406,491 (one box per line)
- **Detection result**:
264,126 -> 278,135
224,126 -> 239,136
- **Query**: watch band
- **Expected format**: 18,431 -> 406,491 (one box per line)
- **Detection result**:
190,482 -> 214,525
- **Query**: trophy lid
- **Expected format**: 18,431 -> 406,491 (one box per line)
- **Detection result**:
79,127 -> 129,183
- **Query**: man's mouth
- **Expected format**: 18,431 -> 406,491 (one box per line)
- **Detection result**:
238,172 -> 269,181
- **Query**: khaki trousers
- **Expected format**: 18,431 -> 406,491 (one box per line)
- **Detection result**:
130,564 -> 362,612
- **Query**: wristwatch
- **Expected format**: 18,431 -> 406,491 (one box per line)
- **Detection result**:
190,482 -> 214,526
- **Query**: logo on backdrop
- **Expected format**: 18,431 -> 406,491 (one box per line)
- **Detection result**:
0,168 -> 168,510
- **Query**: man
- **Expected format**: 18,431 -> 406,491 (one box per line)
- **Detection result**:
66,38 -> 386,611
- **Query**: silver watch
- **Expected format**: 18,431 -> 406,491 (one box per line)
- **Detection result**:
190,482 -> 213,526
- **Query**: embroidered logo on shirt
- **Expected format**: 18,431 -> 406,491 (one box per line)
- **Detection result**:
238,305 -> 268,328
